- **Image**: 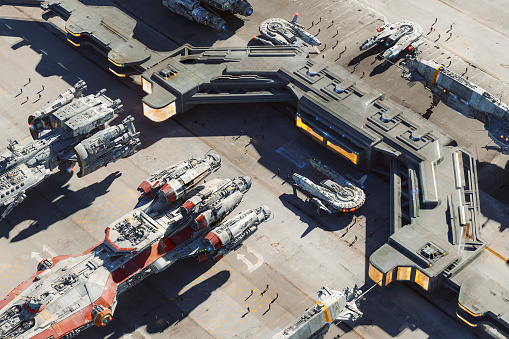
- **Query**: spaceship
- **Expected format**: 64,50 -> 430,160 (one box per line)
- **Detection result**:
360,19 -> 423,60
254,13 -> 321,52
137,151 -> 221,207
401,56 -> 509,154
292,158 -> 366,215
161,0 -> 253,33
0,155 -> 270,338
272,285 -> 363,339
0,81 -> 141,220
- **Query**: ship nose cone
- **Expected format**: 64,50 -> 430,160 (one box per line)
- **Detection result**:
241,175 -> 252,188
292,173 -> 303,183
206,152 -> 221,169
261,205 -> 271,219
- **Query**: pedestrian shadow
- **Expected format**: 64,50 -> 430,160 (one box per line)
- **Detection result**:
86,260 -> 230,338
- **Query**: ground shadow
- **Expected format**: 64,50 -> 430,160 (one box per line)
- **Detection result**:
477,161 -> 509,232
478,160 -> 509,212
422,105 -> 434,119
347,44 -> 385,67
1,171 -> 120,241
279,193 -> 353,238
87,260 -> 229,338
80,0 -> 245,48
369,60 -> 393,76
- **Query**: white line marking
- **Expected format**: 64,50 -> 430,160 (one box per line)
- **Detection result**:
237,247 -> 264,274
31,252 -> 43,262
43,244 -> 58,257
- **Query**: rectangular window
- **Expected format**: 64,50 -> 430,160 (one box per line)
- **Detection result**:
296,117 -> 323,143
385,270 -> 393,286
142,102 -> 177,122
415,270 -> 430,290
326,141 -> 358,165
369,264 -> 384,286
142,78 -> 152,94
397,267 -> 412,281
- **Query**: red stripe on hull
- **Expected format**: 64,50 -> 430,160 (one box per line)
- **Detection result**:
138,180 -> 152,197
181,200 -> 195,211
105,227 -> 135,253
50,304 -> 93,338
31,328 -> 58,339
170,226 -> 195,246
161,183 -> 177,203
205,232 -> 223,250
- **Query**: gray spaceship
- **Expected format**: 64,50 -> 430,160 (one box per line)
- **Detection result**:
272,286 -> 363,339
292,158 -> 366,215
161,0 -> 253,33
254,13 -> 321,52
402,56 -> 509,154
360,19 -> 423,60
0,81 -> 140,220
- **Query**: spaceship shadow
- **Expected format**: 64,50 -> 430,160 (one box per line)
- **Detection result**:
0,18 -> 132,93
278,193 -> 353,238
478,161 -> 509,230
79,0 -> 244,46
2,171 -> 121,241
369,60 -> 393,77
86,261 -> 230,338
347,44 -> 386,67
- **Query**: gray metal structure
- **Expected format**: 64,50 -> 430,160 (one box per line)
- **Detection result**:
0,152 -> 271,339
360,19 -> 423,60
38,0 -> 169,77
138,44 -> 509,335
0,81 -> 140,220
292,158 -> 365,214
402,56 -> 509,154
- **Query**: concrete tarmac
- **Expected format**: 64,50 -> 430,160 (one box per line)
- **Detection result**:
0,0 -> 507,339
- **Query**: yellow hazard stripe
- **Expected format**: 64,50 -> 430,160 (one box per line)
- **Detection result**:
65,28 -> 81,37
456,312 -> 478,327
109,68 -> 127,78
431,66 -> 443,84
67,38 -> 80,47
108,58 -> 124,67
317,302 -> 332,323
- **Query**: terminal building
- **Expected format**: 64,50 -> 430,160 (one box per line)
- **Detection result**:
140,45 -> 506,332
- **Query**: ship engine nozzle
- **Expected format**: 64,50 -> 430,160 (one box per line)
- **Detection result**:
93,306 -> 113,327
233,1 -> 253,16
